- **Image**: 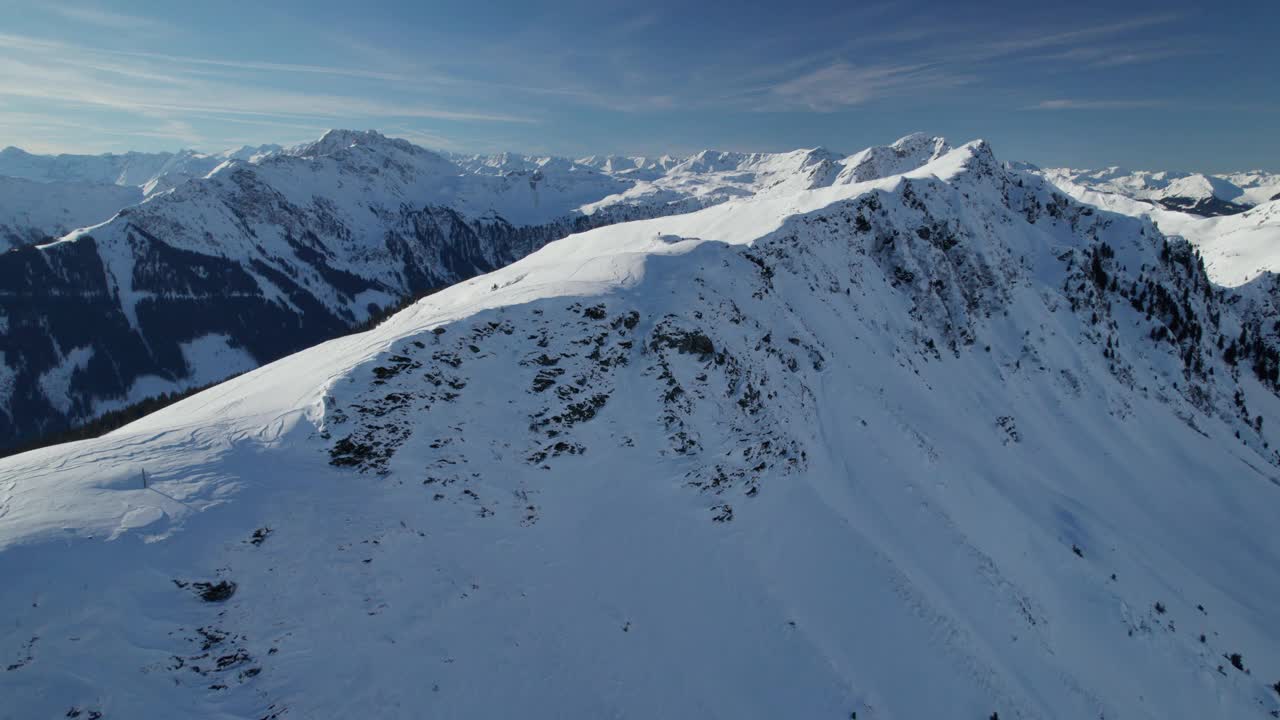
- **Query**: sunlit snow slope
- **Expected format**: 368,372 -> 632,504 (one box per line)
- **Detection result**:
2,141 -> 1279,720
0,175 -> 141,249
1041,167 -> 1280,217
0,144 -> 283,197
1036,168 -> 1280,288
0,130 -> 954,453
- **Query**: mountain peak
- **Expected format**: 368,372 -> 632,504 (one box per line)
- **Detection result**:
675,149 -> 748,172
289,129 -> 422,159
889,132 -> 950,156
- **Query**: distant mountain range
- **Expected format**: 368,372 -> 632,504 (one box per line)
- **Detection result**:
1039,166 -> 1280,217
0,143 -> 281,250
0,143 -> 281,194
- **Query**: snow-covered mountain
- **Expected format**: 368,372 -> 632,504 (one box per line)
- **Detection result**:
574,152 -> 682,179
1032,166 -> 1280,288
2,138 -> 1278,719
0,130 -> 965,452
1042,166 -> 1280,217
0,143 -> 282,198
578,133 -> 951,220
2,127 -> 1276,464
0,130 -> 608,450
0,143 -> 284,246
0,175 -> 142,249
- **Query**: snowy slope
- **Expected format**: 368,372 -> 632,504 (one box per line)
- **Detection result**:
0,143 -> 281,248
0,130 -> 626,450
457,134 -> 950,223
1042,167 -> 1280,217
0,130 -> 964,452
1031,168 -> 1280,288
2,140 -> 1278,720
577,134 -> 950,220
0,144 -> 282,198
0,175 -> 141,249
574,152 -> 682,180
1191,201 -> 1280,286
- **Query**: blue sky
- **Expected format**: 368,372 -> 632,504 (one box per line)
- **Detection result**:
0,0 -> 1276,171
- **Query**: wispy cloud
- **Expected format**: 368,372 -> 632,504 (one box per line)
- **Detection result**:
0,32 -> 444,85
0,110 -> 208,150
1026,99 -> 1168,110
0,3 -> 1229,157
44,2 -> 174,32
1026,44 -> 1197,69
763,62 -> 973,111
973,12 -> 1183,58
1086,49 -> 1191,68
108,49 -> 440,84
694,11 -> 1189,114
0,34 -> 535,130
384,125 -> 461,152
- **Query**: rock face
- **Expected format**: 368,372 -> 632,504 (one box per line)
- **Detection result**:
0,138 -> 1277,720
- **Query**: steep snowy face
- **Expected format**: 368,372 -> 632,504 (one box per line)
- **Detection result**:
1172,200 -> 1280,287
1042,166 -> 1280,217
0,143 -> 284,246
835,132 -> 952,184
0,132 -> 977,452
0,175 -> 141,249
1030,166 -> 1280,289
1024,166 -> 1280,404
0,133 -> 619,451
285,129 -> 430,163
2,140 -> 1278,720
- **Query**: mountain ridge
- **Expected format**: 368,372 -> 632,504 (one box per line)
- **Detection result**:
0,131 -> 963,451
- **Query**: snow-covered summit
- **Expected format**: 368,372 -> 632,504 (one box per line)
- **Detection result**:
574,135 -> 951,218
574,153 -> 682,178
286,128 -> 425,160
836,133 -> 952,184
